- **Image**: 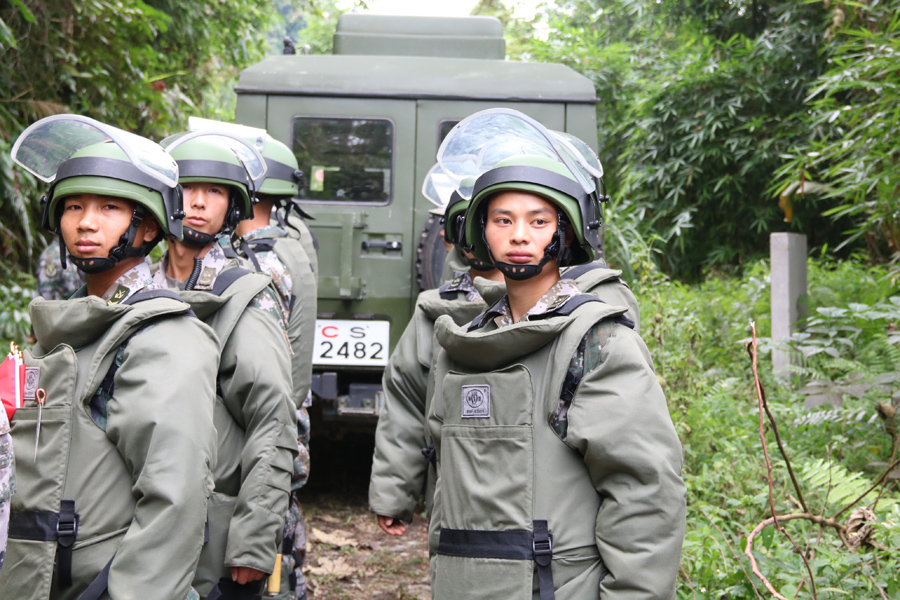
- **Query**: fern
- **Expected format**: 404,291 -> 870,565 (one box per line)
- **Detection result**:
790,363 -> 832,382
792,408 -> 869,427
799,458 -> 899,516
702,377 -> 743,401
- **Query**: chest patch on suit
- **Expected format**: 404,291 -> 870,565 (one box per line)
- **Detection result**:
461,384 -> 491,418
24,367 -> 40,401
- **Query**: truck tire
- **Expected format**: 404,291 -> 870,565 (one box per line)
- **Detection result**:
416,214 -> 448,290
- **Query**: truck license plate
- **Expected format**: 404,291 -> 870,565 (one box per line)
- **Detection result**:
313,319 -> 390,367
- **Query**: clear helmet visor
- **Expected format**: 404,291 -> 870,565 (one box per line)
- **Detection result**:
163,129 -> 268,183
551,130 -> 603,180
10,114 -> 178,188
421,163 -> 457,208
188,116 -> 268,153
436,108 -> 595,199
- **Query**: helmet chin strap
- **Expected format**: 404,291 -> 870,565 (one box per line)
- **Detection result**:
181,226 -> 219,248
459,250 -> 497,273
491,252 -> 555,281
181,190 -> 242,248
66,206 -> 156,274
481,210 -> 571,282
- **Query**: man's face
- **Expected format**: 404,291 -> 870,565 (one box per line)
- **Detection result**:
60,193 -> 156,259
182,181 -> 231,235
484,191 -> 560,270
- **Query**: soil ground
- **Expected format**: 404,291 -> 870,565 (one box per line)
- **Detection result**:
299,434 -> 431,600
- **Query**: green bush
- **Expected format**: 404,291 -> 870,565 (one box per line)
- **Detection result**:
0,263 -> 33,346
633,257 -> 900,598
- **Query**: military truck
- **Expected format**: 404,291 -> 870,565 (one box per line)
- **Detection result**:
234,13 -> 600,434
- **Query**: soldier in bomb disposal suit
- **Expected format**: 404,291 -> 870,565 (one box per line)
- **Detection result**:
426,111 -> 685,600
1,115 -> 218,600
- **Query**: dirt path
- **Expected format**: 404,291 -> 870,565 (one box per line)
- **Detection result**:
302,492 -> 430,600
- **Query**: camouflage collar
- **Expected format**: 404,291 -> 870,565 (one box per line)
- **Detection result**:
63,260 -> 154,304
491,279 -> 581,328
152,243 -> 236,291
239,223 -> 286,242
99,261 -> 157,305
440,270 -> 483,303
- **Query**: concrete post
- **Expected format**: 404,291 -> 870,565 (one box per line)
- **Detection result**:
771,233 -> 808,377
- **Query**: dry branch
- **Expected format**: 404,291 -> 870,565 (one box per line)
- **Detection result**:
747,321 -> 818,599
743,321 -> 900,598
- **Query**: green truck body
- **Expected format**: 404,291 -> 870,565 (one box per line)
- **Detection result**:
234,14 -> 599,433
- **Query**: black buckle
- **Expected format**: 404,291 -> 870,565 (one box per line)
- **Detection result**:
56,501 -> 78,549
533,534 -> 552,557
421,442 -> 437,467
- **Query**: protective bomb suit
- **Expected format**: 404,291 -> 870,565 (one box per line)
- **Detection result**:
427,109 -> 686,600
369,277 -> 485,525
157,132 -> 297,597
370,150 -> 642,564
370,167 -> 493,550
220,128 -> 316,600
0,116 -> 219,600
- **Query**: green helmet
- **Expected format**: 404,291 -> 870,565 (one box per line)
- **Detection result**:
464,155 -> 602,278
47,141 -> 181,235
44,141 -> 183,273
164,135 -> 255,234
257,135 -> 303,198
441,191 -> 497,273
442,191 -> 468,246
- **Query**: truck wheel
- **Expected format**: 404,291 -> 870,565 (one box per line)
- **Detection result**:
416,214 -> 448,290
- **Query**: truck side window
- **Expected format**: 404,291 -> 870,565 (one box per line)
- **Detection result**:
438,120 -> 459,149
292,117 -> 394,204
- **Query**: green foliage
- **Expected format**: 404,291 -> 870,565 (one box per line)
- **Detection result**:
500,0 -> 875,279
776,0 -> 900,267
0,263 -> 33,346
272,0 -> 357,55
0,0 -> 291,273
0,135 -> 37,271
618,1 -> 843,279
800,458 -> 897,513
633,258 -> 899,597
500,0 -> 651,197
0,0 -> 357,342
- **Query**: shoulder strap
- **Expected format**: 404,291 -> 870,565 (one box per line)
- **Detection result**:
562,262 -> 605,280
247,238 -> 276,254
212,267 -> 253,296
546,294 -> 600,317
122,288 -> 189,309
615,315 -> 635,330
238,238 -> 277,273
98,288 -> 199,407
466,314 -> 484,332
537,294 -> 634,328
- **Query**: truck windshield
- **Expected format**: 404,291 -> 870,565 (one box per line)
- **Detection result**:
292,117 -> 393,204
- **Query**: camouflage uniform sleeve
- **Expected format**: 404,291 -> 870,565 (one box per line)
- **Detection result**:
34,244 -> 84,301
219,292 -> 297,573
563,323 -> 686,600
0,409 -> 13,573
369,313 -> 430,523
103,317 -> 219,600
